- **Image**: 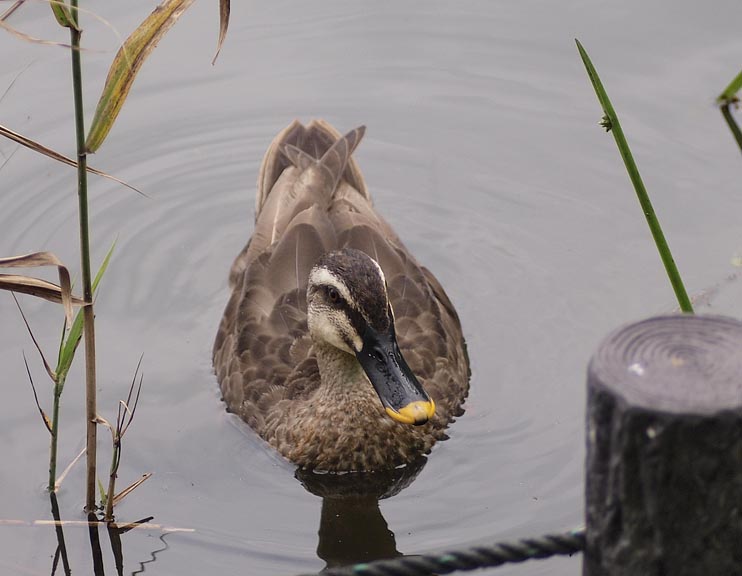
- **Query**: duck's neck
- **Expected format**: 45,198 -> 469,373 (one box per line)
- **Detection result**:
288,341 -> 424,471
313,342 -> 373,403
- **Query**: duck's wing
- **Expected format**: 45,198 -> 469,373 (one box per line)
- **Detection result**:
228,121 -> 368,289
324,172 -> 469,425
329,199 -> 470,426
215,122 -> 369,430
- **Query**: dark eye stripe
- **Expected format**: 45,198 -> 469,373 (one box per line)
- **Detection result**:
321,284 -> 367,335
324,285 -> 343,305
343,304 -> 367,337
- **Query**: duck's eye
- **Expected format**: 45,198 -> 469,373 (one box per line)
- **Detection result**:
327,287 -> 340,303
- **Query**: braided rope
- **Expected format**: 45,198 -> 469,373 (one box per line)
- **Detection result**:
298,527 -> 585,576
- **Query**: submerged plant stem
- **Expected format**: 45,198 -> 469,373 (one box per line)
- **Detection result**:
69,0 -> 98,513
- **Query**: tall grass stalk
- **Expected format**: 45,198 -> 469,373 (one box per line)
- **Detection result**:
2,0 -> 227,519
68,0 -> 98,513
575,39 -> 693,314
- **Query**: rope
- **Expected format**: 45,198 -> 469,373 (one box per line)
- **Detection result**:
298,527 -> 586,576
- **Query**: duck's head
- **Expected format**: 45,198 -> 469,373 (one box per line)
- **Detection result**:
307,248 -> 435,426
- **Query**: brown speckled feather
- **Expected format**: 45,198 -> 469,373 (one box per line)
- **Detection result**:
213,120 -> 469,471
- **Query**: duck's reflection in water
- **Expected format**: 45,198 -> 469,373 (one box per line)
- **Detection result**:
296,456 -> 427,569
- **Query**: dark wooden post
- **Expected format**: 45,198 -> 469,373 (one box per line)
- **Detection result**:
584,314 -> 742,576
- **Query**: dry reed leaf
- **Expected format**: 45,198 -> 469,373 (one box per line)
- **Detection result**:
1,0 -> 28,22
94,415 -> 113,431
29,519 -> 194,533
85,0 -> 196,152
0,124 -> 143,195
212,0 -> 230,65
112,473 -> 152,507
119,399 -> 134,421
0,517 -> 194,533
0,17 -> 74,49
0,252 -> 86,327
0,275 -> 84,311
54,447 -> 86,491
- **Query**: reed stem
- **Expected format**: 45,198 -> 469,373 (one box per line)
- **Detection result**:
68,0 -> 98,513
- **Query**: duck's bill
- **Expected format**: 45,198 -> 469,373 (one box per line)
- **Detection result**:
355,326 -> 435,426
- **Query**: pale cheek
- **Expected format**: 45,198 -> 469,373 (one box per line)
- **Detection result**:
308,311 -> 359,354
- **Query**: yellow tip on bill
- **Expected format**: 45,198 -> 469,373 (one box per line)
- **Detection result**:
386,399 -> 435,425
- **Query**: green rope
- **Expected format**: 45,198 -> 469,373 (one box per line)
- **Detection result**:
298,527 -> 585,576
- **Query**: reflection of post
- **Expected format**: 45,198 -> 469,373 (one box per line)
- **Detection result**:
87,513 -> 105,576
317,496 -> 400,568
49,493 -> 71,576
108,514 -> 154,575
107,523 -> 125,576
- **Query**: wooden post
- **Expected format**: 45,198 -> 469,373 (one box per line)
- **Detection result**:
584,314 -> 742,576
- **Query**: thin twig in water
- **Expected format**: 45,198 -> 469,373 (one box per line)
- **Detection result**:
113,473 -> 152,508
105,356 -> 144,520
0,60 -> 33,104
120,356 -> 144,437
0,0 -> 27,22
22,352 -> 52,434
12,292 -> 56,381
115,515 -> 154,534
0,146 -> 19,173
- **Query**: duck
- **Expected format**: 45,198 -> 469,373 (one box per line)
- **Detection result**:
213,120 -> 469,472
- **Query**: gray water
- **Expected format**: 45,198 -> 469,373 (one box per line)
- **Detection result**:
1,1 -> 742,574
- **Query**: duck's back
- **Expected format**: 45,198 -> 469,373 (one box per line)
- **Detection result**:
213,120 -> 469,464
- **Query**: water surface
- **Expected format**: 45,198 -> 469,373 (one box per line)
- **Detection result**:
1,1 -> 742,574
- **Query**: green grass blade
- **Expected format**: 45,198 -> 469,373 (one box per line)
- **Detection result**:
98,477 -> 107,506
49,0 -> 77,30
91,241 -> 116,295
716,69 -> 742,156
717,70 -> 742,104
720,103 -> 742,156
56,242 -> 116,383
575,39 -> 693,313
